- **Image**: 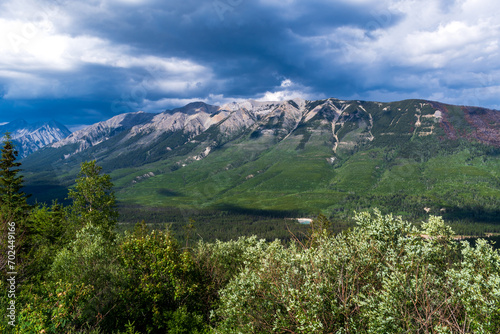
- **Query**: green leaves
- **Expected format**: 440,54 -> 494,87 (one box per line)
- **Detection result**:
68,160 -> 118,241
214,211 -> 500,333
9,161 -> 500,334
446,239 -> 500,332
118,229 -> 208,333
49,223 -> 119,287
16,281 -> 95,333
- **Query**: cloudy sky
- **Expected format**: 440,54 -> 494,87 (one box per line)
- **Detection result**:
1,0 -> 500,130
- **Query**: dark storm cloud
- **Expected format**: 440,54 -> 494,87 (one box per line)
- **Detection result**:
0,0 -> 499,128
59,0 -> 391,98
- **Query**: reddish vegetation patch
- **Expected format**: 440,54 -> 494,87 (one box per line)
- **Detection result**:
462,106 -> 500,146
431,102 -> 458,140
429,102 -> 500,146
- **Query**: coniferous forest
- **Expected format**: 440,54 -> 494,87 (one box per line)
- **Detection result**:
1,133 -> 500,334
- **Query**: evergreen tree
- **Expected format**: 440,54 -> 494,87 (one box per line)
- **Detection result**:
0,132 -> 31,283
24,201 -> 69,281
0,132 -> 30,218
67,160 -> 118,240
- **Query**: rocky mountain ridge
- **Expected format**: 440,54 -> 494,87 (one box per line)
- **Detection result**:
29,97 -> 498,170
0,119 -> 71,158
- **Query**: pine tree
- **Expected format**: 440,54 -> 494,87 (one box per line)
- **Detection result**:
0,132 -> 30,280
0,132 -> 30,218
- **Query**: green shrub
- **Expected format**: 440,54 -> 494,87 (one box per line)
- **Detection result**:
214,210 -> 500,333
117,229 -> 208,333
446,238 -> 500,332
15,281 -> 95,333
48,223 -> 121,330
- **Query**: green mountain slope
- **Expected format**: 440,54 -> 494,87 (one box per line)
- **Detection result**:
22,98 -> 500,235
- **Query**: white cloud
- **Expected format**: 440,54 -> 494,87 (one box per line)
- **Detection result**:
0,19 -> 211,74
106,0 -> 151,5
336,0 -> 500,70
257,79 -> 322,102
258,90 -> 305,102
280,79 -> 293,88
0,5 -> 214,99
400,19 -> 500,68
0,19 -> 71,71
291,0 -> 500,107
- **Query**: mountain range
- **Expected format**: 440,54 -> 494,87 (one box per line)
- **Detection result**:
0,119 -> 71,158
21,98 -> 500,232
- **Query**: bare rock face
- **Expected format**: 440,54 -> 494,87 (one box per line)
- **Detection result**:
33,97 -> 500,167
50,99 -> 314,159
52,111 -> 154,152
0,120 -> 71,158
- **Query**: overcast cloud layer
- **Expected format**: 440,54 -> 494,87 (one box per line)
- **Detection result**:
1,0 -> 500,129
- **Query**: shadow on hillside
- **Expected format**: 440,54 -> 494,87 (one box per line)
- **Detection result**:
157,188 -> 183,197
25,184 -> 70,205
211,203 -> 302,218
444,206 -> 500,224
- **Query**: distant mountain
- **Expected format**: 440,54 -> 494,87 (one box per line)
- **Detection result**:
0,119 -> 71,158
51,111 -> 155,156
29,98 -> 500,166
22,98 -> 500,228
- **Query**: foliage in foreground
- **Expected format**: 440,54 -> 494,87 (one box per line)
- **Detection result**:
213,211 -> 500,333
3,211 -> 499,333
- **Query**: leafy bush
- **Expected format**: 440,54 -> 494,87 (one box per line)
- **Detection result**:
48,223 -> 121,330
7,154 -> 500,333
15,281 -> 95,333
49,223 -> 120,290
446,238 -> 500,333
214,210 -> 500,333
22,203 -> 69,281
116,228 -> 209,333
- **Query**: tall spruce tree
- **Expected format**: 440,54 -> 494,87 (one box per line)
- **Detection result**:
0,132 -> 31,280
0,132 -> 30,218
